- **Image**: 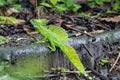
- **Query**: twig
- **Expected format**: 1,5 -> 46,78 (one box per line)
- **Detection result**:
82,44 -> 93,57
109,52 -> 120,72
44,70 -> 91,74
30,74 -> 59,78
87,67 -> 108,80
32,70 -> 91,79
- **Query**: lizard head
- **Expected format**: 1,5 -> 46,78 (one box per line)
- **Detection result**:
30,19 -> 48,27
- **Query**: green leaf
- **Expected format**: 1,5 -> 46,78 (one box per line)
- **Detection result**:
62,0 -> 74,8
101,59 -> 108,63
113,2 -> 120,11
7,0 -> 15,4
73,4 -> 81,12
0,16 -> 25,24
100,59 -> 109,66
118,46 -> 120,49
106,10 -> 115,13
0,35 -> 7,44
13,4 -> 23,11
0,0 -> 6,7
50,0 -> 58,6
40,2 -> 53,8
55,4 -> 67,12
79,12 -> 91,18
96,0 -> 103,5
102,0 -> 111,2
0,36 -> 6,42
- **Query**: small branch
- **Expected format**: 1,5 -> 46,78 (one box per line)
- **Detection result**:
87,67 -> 108,80
44,70 -> 91,74
109,52 -> 120,72
82,44 -> 93,57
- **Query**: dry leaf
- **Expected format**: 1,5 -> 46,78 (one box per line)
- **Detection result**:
90,30 -> 104,34
99,15 -> 120,22
23,25 -> 38,35
0,16 -> 25,24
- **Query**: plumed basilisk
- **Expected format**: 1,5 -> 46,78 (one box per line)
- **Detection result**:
30,19 -> 92,79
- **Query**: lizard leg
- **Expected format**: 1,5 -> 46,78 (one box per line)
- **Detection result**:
48,40 -> 56,52
36,36 -> 47,43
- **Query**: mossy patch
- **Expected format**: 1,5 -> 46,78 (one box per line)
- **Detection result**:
6,53 -> 49,79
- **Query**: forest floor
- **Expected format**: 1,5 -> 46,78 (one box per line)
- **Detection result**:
0,0 -> 120,80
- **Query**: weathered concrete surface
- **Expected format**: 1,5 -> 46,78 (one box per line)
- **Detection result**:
0,29 -> 120,77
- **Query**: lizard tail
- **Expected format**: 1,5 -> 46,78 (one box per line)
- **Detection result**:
60,44 -> 92,80
60,44 -> 86,74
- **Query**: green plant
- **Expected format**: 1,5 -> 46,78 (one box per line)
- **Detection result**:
0,61 -> 35,80
0,16 -> 25,24
13,4 -> 23,11
100,59 -> 109,66
0,0 -> 6,7
106,9 -> 116,13
113,0 -> 120,11
0,61 -> 9,72
79,12 -> 91,18
87,0 -> 120,12
0,35 -> 7,44
40,0 -> 81,13
0,0 -> 23,11
88,0 -> 111,6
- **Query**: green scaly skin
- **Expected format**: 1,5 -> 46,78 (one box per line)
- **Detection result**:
30,19 -> 92,80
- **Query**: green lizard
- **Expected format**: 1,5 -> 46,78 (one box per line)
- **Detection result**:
30,19 -> 92,79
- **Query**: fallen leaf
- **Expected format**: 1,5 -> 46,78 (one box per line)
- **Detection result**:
0,16 -> 25,24
90,30 -> 104,34
99,15 -> 120,22
23,25 -> 38,35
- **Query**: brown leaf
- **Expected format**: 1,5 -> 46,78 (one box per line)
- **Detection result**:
23,25 -> 38,35
5,8 -> 19,16
99,15 -> 120,22
90,30 -> 104,34
29,0 -> 38,8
